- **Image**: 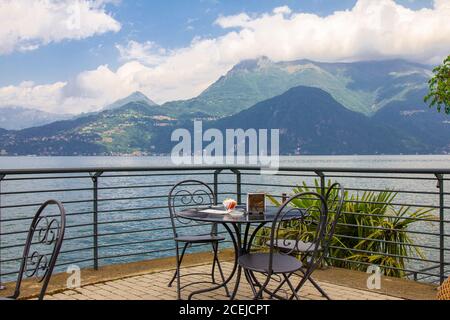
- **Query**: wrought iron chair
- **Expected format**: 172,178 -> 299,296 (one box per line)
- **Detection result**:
5,200 -> 66,300
239,189 -> 340,300
268,183 -> 345,299
167,180 -> 229,300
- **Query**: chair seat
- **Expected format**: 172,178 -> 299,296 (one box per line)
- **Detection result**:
268,239 -> 322,253
238,253 -> 302,274
175,234 -> 225,243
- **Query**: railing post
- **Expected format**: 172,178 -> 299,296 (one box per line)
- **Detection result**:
90,172 -> 103,271
435,173 -> 445,284
231,169 -> 242,205
213,169 -> 222,205
315,171 -> 326,196
0,174 -> 5,290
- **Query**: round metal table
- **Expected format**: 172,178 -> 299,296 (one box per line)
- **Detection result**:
177,205 -> 280,300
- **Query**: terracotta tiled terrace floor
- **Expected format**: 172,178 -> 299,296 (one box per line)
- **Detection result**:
44,262 -> 404,301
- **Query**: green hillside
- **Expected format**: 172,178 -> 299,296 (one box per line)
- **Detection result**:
163,58 -> 431,116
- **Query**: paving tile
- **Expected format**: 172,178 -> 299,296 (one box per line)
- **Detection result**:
45,261 -> 404,301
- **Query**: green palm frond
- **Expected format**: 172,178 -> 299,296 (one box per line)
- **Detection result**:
257,179 -> 435,278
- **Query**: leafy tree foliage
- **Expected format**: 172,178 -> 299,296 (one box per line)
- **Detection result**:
425,55 -> 450,113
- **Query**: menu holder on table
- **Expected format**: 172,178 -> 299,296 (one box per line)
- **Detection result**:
246,193 -> 266,215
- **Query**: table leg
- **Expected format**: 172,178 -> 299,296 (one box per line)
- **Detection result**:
187,221 -> 268,301
229,223 -> 243,300
187,223 -> 239,300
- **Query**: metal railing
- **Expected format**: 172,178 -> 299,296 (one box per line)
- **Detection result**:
0,165 -> 449,287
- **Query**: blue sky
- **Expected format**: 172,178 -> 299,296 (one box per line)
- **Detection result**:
0,0 -> 434,86
0,0 -> 446,114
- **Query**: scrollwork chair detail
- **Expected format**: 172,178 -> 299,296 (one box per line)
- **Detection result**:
239,190 -> 340,300
167,180 -> 229,300
9,200 -> 66,300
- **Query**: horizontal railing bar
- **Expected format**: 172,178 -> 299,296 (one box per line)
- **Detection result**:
266,193 -> 444,210
325,174 -> 437,181
241,172 -> 319,178
1,165 -> 450,175
326,256 -> 440,278
0,235 -> 94,250
97,216 -> 170,226
0,233 -> 230,263
405,264 -> 443,276
97,231 -> 228,250
334,222 -> 450,237
1,220 -> 187,237
0,258 -> 95,277
251,232 -> 448,253
0,190 -> 232,211
2,175 -> 90,181
97,223 -> 210,238
0,199 -> 95,210
247,183 -> 442,196
0,210 -> 94,223
0,181 -> 217,196
0,222 -> 95,236
266,196 -> 446,223
1,246 -> 95,263
242,182 -> 439,194
0,187 -> 93,196
96,192 -> 231,204
98,241 -> 232,261
327,245 -> 443,264
337,210 -> 442,223
101,172 -> 225,178
332,233 -> 448,252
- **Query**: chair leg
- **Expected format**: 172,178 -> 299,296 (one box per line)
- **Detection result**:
300,254 -> 331,299
212,242 -> 230,297
283,273 -> 300,300
254,275 -> 271,300
289,270 -> 311,301
307,274 -> 331,300
168,242 -> 188,296
269,272 -> 291,299
244,269 -> 258,298
210,242 -> 217,284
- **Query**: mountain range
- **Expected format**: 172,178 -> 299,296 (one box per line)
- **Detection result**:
0,58 -> 448,156
102,91 -> 158,111
162,57 -> 431,117
0,106 -> 72,130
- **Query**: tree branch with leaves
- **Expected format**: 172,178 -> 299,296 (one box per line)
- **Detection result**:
425,55 -> 450,114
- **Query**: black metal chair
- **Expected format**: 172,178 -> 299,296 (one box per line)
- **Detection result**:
268,183 -> 345,299
4,200 -> 66,300
240,188 -> 342,300
167,180 -> 229,300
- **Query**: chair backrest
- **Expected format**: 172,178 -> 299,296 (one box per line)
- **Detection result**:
168,180 -> 215,238
12,200 -> 66,300
267,183 -> 345,275
321,183 -> 345,259
267,191 -> 329,275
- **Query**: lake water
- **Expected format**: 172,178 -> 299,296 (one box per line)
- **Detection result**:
1,154 -> 450,169
0,155 -> 449,283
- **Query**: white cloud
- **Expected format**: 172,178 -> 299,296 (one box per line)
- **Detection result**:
116,41 -> 167,65
0,81 -> 67,113
1,0 -> 450,114
0,0 -> 121,55
272,6 -> 292,15
93,0 -> 450,105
